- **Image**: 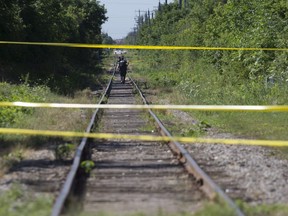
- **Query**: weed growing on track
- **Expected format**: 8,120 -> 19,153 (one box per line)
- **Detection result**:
1,148 -> 24,167
81,160 -> 95,174
54,143 -> 76,160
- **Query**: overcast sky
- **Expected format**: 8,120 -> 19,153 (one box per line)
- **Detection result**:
98,0 -> 174,39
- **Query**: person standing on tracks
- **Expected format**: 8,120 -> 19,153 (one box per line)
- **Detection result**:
118,56 -> 128,84
116,56 -> 121,73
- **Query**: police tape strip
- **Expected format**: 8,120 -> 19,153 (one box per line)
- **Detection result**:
1,102 -> 288,112
1,41 -> 288,51
0,128 -> 288,147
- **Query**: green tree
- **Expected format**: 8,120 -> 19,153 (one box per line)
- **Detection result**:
0,0 -> 107,93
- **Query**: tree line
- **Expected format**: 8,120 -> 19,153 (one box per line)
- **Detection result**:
0,0 -> 107,93
134,0 -> 288,87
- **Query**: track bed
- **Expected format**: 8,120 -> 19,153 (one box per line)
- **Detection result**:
82,78 -> 205,215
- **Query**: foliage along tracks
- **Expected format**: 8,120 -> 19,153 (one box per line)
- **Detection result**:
51,71 -> 244,216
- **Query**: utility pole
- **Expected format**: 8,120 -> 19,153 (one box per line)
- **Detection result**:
179,0 -> 182,9
158,1 -> 161,11
148,9 -> 150,26
139,10 -> 141,20
135,10 -> 146,28
131,27 -> 137,44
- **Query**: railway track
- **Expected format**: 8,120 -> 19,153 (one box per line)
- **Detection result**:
51,69 -> 244,216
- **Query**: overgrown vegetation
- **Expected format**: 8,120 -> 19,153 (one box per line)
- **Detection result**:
135,0 -> 288,85
0,80 -> 101,171
238,201 -> 288,216
0,184 -> 53,216
128,2 -> 288,214
130,0 -> 288,140
0,82 -> 49,127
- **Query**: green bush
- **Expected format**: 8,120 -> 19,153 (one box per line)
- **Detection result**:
0,82 -> 50,127
0,184 -> 52,216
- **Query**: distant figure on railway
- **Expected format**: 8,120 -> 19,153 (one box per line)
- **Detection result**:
118,56 -> 128,84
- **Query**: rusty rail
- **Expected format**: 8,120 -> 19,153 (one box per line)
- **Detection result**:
51,69 -> 115,216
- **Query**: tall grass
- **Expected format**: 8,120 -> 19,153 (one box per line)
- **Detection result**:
0,69 -> 107,215
0,82 -> 99,150
131,52 -> 288,141
0,184 -> 53,216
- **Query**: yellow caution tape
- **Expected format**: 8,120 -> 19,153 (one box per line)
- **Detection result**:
0,41 -> 287,51
0,128 -> 288,147
1,102 -> 288,112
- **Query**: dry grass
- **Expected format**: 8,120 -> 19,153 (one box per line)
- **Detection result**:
15,89 -> 97,131
0,88 -> 100,174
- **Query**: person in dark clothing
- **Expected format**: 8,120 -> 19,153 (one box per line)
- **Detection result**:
116,56 -> 121,73
118,56 -> 128,84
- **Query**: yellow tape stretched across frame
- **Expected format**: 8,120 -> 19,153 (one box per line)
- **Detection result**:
1,41 -> 288,146
0,128 -> 288,147
1,41 -> 288,51
1,102 -> 288,112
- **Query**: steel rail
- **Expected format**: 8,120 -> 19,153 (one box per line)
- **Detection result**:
51,68 -> 116,216
129,75 -> 245,216
51,64 -> 244,216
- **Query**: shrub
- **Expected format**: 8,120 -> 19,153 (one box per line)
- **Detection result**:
0,82 -> 50,127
